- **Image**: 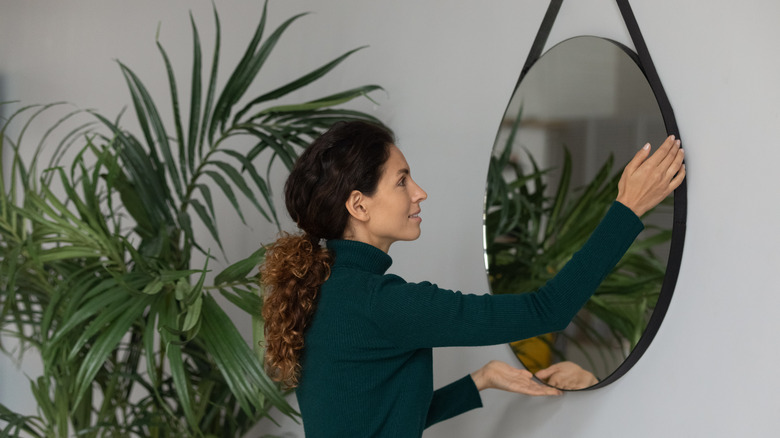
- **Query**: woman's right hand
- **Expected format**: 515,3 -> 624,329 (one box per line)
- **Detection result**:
615,135 -> 686,217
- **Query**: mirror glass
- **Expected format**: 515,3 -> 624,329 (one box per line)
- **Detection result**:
484,36 -> 673,389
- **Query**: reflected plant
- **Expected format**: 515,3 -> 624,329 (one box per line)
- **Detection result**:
485,109 -> 671,377
0,2 -> 381,436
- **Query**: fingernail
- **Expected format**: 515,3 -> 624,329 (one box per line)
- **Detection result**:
643,143 -> 650,150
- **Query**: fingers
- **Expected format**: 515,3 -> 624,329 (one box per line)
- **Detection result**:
646,135 -> 677,167
534,373 -> 569,392
659,140 -> 685,195
544,374 -> 566,389
669,163 -> 686,191
624,142 -> 652,175
534,362 -> 564,380
623,135 -> 681,180
665,145 -> 685,177
658,138 -> 682,172
509,375 -> 561,396
525,383 -> 562,396
668,142 -> 684,166
534,367 -> 553,380
534,361 -> 600,390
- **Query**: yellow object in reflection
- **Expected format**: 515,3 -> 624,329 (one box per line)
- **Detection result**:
510,334 -> 554,374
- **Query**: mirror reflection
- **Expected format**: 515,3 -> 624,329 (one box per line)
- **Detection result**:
484,36 -> 672,389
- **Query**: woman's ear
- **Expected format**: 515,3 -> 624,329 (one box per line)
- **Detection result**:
345,190 -> 370,222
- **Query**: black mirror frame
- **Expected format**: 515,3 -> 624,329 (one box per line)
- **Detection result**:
492,0 -> 687,389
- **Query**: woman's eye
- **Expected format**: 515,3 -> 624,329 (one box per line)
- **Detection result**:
398,177 -> 406,187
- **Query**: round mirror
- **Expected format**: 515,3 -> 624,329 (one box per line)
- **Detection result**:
484,36 -> 680,390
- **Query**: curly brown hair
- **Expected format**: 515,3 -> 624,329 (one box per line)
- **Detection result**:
260,234 -> 332,387
260,120 -> 394,387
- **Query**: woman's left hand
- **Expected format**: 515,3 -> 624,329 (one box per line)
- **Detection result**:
471,360 -> 561,396
535,361 -> 598,390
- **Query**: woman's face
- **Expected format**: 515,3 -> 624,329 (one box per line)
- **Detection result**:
359,145 -> 427,252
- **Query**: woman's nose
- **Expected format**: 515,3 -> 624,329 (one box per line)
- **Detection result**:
414,181 -> 427,202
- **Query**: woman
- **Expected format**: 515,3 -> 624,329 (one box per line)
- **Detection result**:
261,120 -> 685,437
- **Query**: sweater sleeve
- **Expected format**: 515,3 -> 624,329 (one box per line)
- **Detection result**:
369,201 -> 644,349
425,375 -> 483,428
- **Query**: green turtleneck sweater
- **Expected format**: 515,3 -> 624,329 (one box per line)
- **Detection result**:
295,201 -> 643,437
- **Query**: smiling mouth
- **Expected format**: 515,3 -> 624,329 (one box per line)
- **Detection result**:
409,213 -> 420,219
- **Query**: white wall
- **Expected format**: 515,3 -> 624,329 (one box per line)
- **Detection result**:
2,0 -> 780,437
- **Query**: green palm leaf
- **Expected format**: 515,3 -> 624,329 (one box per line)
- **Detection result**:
2,1 -> 383,434
187,12 -> 203,175
199,295 -> 297,418
233,46 -> 369,122
156,36 -> 188,183
119,62 -> 184,200
253,85 -> 383,117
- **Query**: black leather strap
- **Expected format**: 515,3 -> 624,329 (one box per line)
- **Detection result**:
519,0 -> 563,86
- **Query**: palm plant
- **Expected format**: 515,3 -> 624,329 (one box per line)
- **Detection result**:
484,110 -> 671,377
0,2 -> 381,436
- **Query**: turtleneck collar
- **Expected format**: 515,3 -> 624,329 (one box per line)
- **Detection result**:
326,239 -> 393,275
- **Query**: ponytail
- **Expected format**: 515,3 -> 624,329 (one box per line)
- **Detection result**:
261,233 -> 332,388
